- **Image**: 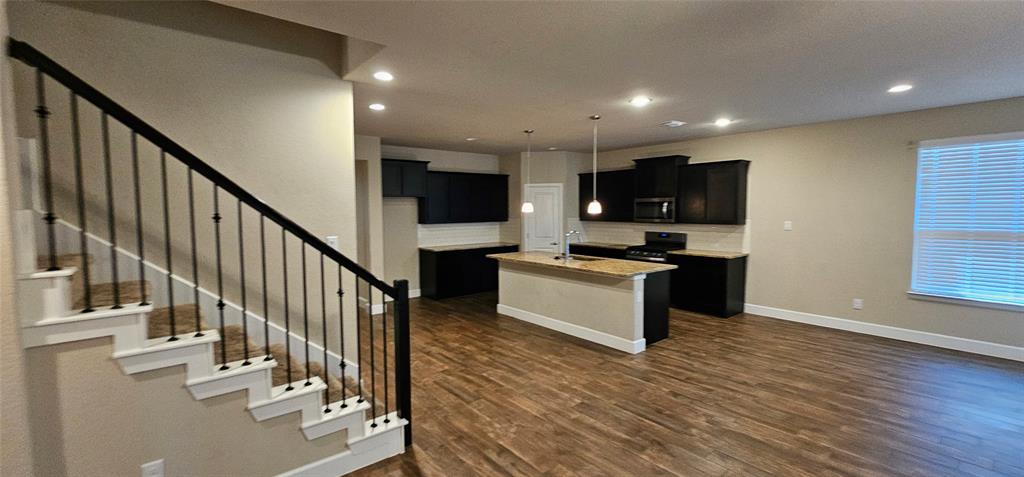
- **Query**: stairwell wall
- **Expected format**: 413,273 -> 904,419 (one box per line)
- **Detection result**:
9,1 -> 360,358
5,1 -> 365,475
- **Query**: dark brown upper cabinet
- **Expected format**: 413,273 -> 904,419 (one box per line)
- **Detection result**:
382,159 -> 429,197
578,169 -> 635,222
676,160 -> 749,225
418,171 -> 508,224
633,155 -> 690,198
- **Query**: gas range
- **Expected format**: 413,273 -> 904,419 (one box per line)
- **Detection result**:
625,232 -> 687,262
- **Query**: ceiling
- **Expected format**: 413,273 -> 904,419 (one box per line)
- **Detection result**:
221,1 -> 1024,155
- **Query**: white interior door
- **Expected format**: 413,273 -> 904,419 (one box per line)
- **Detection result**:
524,184 -> 563,252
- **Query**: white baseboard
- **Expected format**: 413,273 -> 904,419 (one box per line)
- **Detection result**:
744,304 -> 1024,362
496,304 -> 645,354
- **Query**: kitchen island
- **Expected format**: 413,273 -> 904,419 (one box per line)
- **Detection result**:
486,251 -> 676,354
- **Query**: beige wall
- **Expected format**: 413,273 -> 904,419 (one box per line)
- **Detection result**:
590,97 -> 1024,347
498,153 -> 521,243
355,135 -> 384,279
1,1 -> 36,474
4,2 -> 363,475
382,198 -> 420,289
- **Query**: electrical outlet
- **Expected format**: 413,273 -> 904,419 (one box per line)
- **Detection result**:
141,459 -> 164,477
852,298 -> 863,310
783,221 -> 793,231
325,235 -> 339,250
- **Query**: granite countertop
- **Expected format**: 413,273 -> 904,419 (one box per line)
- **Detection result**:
573,241 -> 639,250
668,249 -> 748,259
486,251 -> 676,278
419,241 -> 519,252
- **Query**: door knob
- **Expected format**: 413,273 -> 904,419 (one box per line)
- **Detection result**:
550,242 -> 558,245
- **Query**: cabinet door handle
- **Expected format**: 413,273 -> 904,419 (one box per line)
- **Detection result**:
550,242 -> 558,245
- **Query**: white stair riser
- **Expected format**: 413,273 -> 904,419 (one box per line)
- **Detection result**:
301,401 -> 369,440
348,413 -> 405,454
250,391 -> 325,426
17,272 -> 73,326
278,421 -> 406,477
118,342 -> 216,381
21,312 -> 147,352
188,368 -> 272,402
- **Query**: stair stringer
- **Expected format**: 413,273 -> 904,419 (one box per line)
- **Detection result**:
16,266 -> 406,475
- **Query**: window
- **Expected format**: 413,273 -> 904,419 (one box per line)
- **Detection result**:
911,132 -> 1023,309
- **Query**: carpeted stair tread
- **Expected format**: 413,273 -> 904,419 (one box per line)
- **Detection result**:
266,343 -> 313,387
147,304 -> 208,339
74,280 -> 152,309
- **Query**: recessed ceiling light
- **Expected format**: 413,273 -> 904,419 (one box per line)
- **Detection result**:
629,96 -> 652,107
368,103 -> 386,111
714,118 -> 732,127
887,83 -> 913,93
548,147 -> 558,151
373,71 -> 394,82
661,120 -> 686,128
465,137 -> 478,141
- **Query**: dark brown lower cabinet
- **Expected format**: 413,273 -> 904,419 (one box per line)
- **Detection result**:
668,254 -> 747,317
420,245 -> 518,299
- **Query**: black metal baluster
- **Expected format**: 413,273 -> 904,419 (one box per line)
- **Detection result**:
282,229 -> 293,390
261,215 -> 270,361
34,70 -> 59,271
355,277 -> 363,403
320,254 -> 330,412
70,94 -> 93,313
338,265 -> 347,408
100,113 -> 121,309
160,151 -> 177,340
383,295 -> 390,424
238,200 -> 250,366
302,244 -> 312,386
130,133 -> 148,306
213,186 -> 226,367
188,170 -> 202,336
369,287 -> 377,427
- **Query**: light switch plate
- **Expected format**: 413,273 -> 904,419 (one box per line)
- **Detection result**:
852,298 -> 863,310
783,221 -> 793,231
141,459 -> 164,477
326,235 -> 339,250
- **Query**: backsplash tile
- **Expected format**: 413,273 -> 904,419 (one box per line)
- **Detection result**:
573,219 -> 749,252
418,223 -> 501,247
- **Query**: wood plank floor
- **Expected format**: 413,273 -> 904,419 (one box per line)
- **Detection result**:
353,292 -> 1024,477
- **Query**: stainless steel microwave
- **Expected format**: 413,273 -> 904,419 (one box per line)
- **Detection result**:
634,197 -> 675,223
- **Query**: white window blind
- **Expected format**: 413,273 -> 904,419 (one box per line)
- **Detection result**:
911,132 -> 1024,308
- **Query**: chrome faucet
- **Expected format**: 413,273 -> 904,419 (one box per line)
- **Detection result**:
563,230 -> 580,260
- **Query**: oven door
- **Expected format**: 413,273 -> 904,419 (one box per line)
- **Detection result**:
634,198 -> 675,223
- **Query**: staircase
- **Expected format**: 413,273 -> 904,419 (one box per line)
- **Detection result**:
9,39 -> 411,476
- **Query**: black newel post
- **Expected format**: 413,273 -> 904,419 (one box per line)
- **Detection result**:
393,279 -> 412,446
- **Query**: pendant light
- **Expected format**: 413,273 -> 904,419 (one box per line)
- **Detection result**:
586,115 -> 603,215
521,129 -> 535,214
